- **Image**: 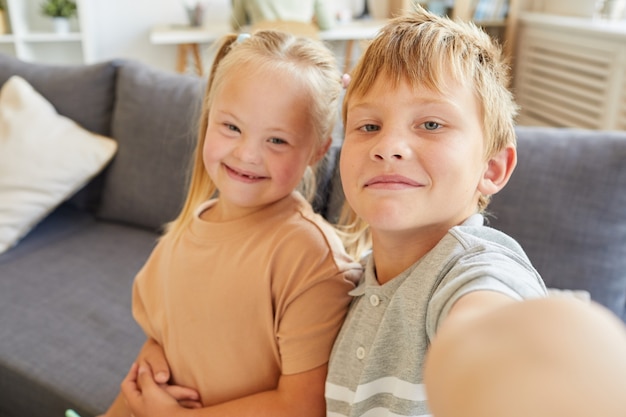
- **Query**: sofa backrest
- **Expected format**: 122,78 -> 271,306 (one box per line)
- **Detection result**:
95,61 -> 203,231
489,126 -> 626,322
0,53 -> 118,137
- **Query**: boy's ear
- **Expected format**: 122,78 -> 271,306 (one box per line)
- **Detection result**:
311,137 -> 332,165
478,146 -> 517,196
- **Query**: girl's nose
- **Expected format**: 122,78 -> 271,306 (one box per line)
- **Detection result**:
233,137 -> 262,164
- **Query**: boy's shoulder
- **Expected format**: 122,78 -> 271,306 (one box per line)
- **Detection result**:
448,213 -> 528,260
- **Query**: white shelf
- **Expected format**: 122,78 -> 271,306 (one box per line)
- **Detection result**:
21,32 -> 84,42
0,0 -> 94,64
0,34 -> 16,43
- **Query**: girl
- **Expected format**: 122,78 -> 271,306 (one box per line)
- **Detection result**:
103,30 -> 361,417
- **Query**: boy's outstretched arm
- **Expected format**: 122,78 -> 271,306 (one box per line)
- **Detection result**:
121,360 -> 327,417
424,296 -> 626,417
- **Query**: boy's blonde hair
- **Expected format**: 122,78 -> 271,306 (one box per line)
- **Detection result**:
167,30 -> 341,238
339,7 -> 518,258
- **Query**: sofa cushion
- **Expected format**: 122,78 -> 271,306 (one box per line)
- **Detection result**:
488,126 -> 626,321
0,76 -> 117,254
97,61 -> 204,231
0,53 -> 118,137
0,205 -> 153,417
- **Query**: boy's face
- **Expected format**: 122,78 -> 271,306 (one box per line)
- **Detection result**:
340,74 -> 495,242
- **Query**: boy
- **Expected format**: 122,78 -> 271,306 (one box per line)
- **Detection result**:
325,8 -> 548,416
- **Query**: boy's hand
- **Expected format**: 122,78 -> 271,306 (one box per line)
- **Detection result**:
138,339 -> 202,409
122,362 -> 188,417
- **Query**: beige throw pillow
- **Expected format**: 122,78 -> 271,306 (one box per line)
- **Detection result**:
0,76 -> 117,254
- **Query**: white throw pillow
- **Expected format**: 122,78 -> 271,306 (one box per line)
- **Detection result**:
0,76 -> 118,254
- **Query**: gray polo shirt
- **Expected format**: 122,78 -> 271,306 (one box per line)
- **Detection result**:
326,214 -> 548,417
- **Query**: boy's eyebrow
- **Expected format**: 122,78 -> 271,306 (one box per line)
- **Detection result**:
347,95 -> 461,111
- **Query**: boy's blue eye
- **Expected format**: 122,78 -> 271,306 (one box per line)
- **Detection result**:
361,124 -> 380,132
423,121 -> 440,130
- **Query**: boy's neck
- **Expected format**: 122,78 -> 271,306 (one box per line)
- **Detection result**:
371,229 -> 444,285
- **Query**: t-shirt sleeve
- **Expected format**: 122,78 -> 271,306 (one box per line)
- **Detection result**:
273,228 -> 361,375
277,269 -> 357,374
131,240 -> 167,342
425,249 -> 547,341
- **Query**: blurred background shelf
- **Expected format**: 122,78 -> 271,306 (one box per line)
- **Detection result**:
0,0 -> 94,64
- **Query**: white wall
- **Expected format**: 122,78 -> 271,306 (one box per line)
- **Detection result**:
89,0 -> 365,73
90,0 -> 232,72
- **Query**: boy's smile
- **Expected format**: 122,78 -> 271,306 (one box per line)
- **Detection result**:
364,174 -> 424,190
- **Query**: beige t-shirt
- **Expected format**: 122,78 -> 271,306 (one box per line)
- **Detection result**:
133,192 -> 361,405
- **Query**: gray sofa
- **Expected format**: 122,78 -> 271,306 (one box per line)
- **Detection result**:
0,52 -> 625,417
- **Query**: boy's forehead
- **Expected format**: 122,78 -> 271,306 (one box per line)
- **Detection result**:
348,72 -> 469,104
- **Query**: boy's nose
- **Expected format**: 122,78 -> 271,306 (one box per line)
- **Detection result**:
370,130 -> 412,161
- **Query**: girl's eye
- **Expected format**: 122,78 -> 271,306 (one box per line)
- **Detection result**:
360,124 -> 380,132
226,123 -> 241,133
423,121 -> 441,131
268,137 -> 287,145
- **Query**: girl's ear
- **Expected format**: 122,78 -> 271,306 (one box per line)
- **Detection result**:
310,138 -> 332,165
478,145 -> 517,196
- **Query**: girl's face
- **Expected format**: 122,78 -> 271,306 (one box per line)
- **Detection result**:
203,65 -> 322,220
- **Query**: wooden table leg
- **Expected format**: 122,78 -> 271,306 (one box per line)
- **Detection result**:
176,43 -> 203,75
190,43 -> 203,75
176,44 -> 188,73
344,39 -> 355,74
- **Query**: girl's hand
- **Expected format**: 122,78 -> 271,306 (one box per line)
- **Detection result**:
138,338 -> 171,384
138,339 -> 202,409
121,362 -> 188,417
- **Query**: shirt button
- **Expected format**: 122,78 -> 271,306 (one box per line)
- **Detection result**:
356,346 -> 366,359
369,294 -> 380,307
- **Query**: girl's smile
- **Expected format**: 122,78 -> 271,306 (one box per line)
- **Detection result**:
223,163 -> 268,183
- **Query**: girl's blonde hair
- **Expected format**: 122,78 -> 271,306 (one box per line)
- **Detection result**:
166,30 -> 341,238
339,7 -> 519,258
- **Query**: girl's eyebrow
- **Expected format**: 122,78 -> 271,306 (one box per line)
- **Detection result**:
213,109 -> 237,118
213,109 -> 246,127
213,109 -> 300,138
